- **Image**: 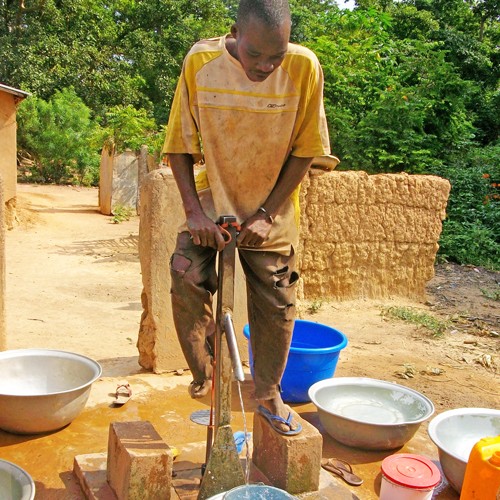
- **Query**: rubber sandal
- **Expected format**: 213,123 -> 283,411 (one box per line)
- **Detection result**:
257,405 -> 302,436
188,379 -> 211,399
114,382 -> 132,406
321,458 -> 363,486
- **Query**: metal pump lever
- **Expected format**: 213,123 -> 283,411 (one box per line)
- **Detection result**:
197,216 -> 245,500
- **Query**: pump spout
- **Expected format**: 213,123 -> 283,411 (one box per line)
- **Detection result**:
224,312 -> 245,382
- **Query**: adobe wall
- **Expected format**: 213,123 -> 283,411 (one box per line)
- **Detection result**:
137,168 -> 248,373
137,168 -> 450,373
298,170 -> 450,300
0,92 -> 18,228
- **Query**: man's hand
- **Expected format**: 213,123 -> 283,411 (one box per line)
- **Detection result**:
237,211 -> 272,248
187,211 -> 226,251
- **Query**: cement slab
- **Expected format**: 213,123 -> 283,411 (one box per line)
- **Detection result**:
0,373 -> 459,499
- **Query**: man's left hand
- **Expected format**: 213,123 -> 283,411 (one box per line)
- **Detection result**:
237,212 -> 272,247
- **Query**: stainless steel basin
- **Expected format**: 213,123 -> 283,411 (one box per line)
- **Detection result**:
309,377 -> 435,450
0,459 -> 35,500
428,407 -> 500,493
0,349 -> 102,434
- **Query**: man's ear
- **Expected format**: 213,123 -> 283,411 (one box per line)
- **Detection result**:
230,23 -> 238,38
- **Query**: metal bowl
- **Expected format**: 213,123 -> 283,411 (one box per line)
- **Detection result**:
427,408 -> 500,494
0,459 -> 35,500
308,377 -> 435,450
0,349 -> 102,434
207,485 -> 298,499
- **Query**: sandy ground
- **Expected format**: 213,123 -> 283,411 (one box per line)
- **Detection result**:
1,183 -> 499,499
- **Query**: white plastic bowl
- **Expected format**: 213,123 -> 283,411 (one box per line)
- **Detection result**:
0,459 -> 35,500
427,408 -> 500,493
0,349 -> 102,434
308,377 -> 435,450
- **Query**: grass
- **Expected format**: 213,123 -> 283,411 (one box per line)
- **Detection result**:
306,299 -> 324,314
111,204 -> 134,223
382,306 -> 450,338
480,287 -> 500,301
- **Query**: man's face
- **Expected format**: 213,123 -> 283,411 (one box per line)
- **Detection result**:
231,15 -> 290,82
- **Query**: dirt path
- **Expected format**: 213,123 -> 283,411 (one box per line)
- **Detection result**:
5,183 -> 143,376
5,183 -> 499,409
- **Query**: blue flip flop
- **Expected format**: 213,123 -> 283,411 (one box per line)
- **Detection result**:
257,405 -> 303,436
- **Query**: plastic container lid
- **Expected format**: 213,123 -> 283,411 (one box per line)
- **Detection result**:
381,454 -> 441,489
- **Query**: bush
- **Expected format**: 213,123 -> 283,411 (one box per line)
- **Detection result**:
17,87 -> 101,185
434,146 -> 500,270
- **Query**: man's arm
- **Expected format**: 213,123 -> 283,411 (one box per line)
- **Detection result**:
168,153 -> 226,251
237,155 -> 313,247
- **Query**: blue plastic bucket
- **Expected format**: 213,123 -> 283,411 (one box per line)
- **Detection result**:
243,319 -> 348,403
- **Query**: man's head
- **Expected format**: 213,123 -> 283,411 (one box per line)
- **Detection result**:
230,0 -> 291,82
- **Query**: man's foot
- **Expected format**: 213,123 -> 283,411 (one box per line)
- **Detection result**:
188,379 -> 211,399
256,396 -> 302,435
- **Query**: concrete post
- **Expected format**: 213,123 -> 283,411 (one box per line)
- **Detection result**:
137,168 -> 248,373
99,149 -> 139,216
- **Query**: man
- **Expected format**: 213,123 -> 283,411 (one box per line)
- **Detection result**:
163,0 -> 330,435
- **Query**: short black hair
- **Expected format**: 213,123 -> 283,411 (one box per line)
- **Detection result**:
237,0 -> 291,30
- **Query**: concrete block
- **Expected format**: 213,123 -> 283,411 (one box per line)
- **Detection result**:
107,421 -> 173,500
73,452 -> 117,500
252,410 -> 322,495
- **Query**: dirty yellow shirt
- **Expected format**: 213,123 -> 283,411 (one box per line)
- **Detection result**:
163,35 -> 330,254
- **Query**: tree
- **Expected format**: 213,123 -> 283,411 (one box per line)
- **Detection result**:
95,104 -> 159,153
17,87 -> 101,185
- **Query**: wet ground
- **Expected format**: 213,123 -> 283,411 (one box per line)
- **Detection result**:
0,370 -> 460,499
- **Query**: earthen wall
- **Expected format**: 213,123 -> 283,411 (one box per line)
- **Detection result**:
298,170 -> 451,300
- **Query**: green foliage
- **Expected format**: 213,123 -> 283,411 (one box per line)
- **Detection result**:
480,287 -> 500,301
306,299 -> 324,314
433,145 -> 500,271
310,10 -> 476,173
94,105 -> 158,153
16,88 -> 101,185
111,204 -> 134,224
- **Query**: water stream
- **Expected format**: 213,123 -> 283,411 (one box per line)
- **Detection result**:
236,380 -> 251,485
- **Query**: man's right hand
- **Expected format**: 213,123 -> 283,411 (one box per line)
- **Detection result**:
187,212 -> 226,251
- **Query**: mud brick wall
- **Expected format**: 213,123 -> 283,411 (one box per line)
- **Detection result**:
298,170 -> 451,300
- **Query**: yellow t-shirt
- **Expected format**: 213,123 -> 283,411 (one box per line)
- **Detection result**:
163,35 -> 330,254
